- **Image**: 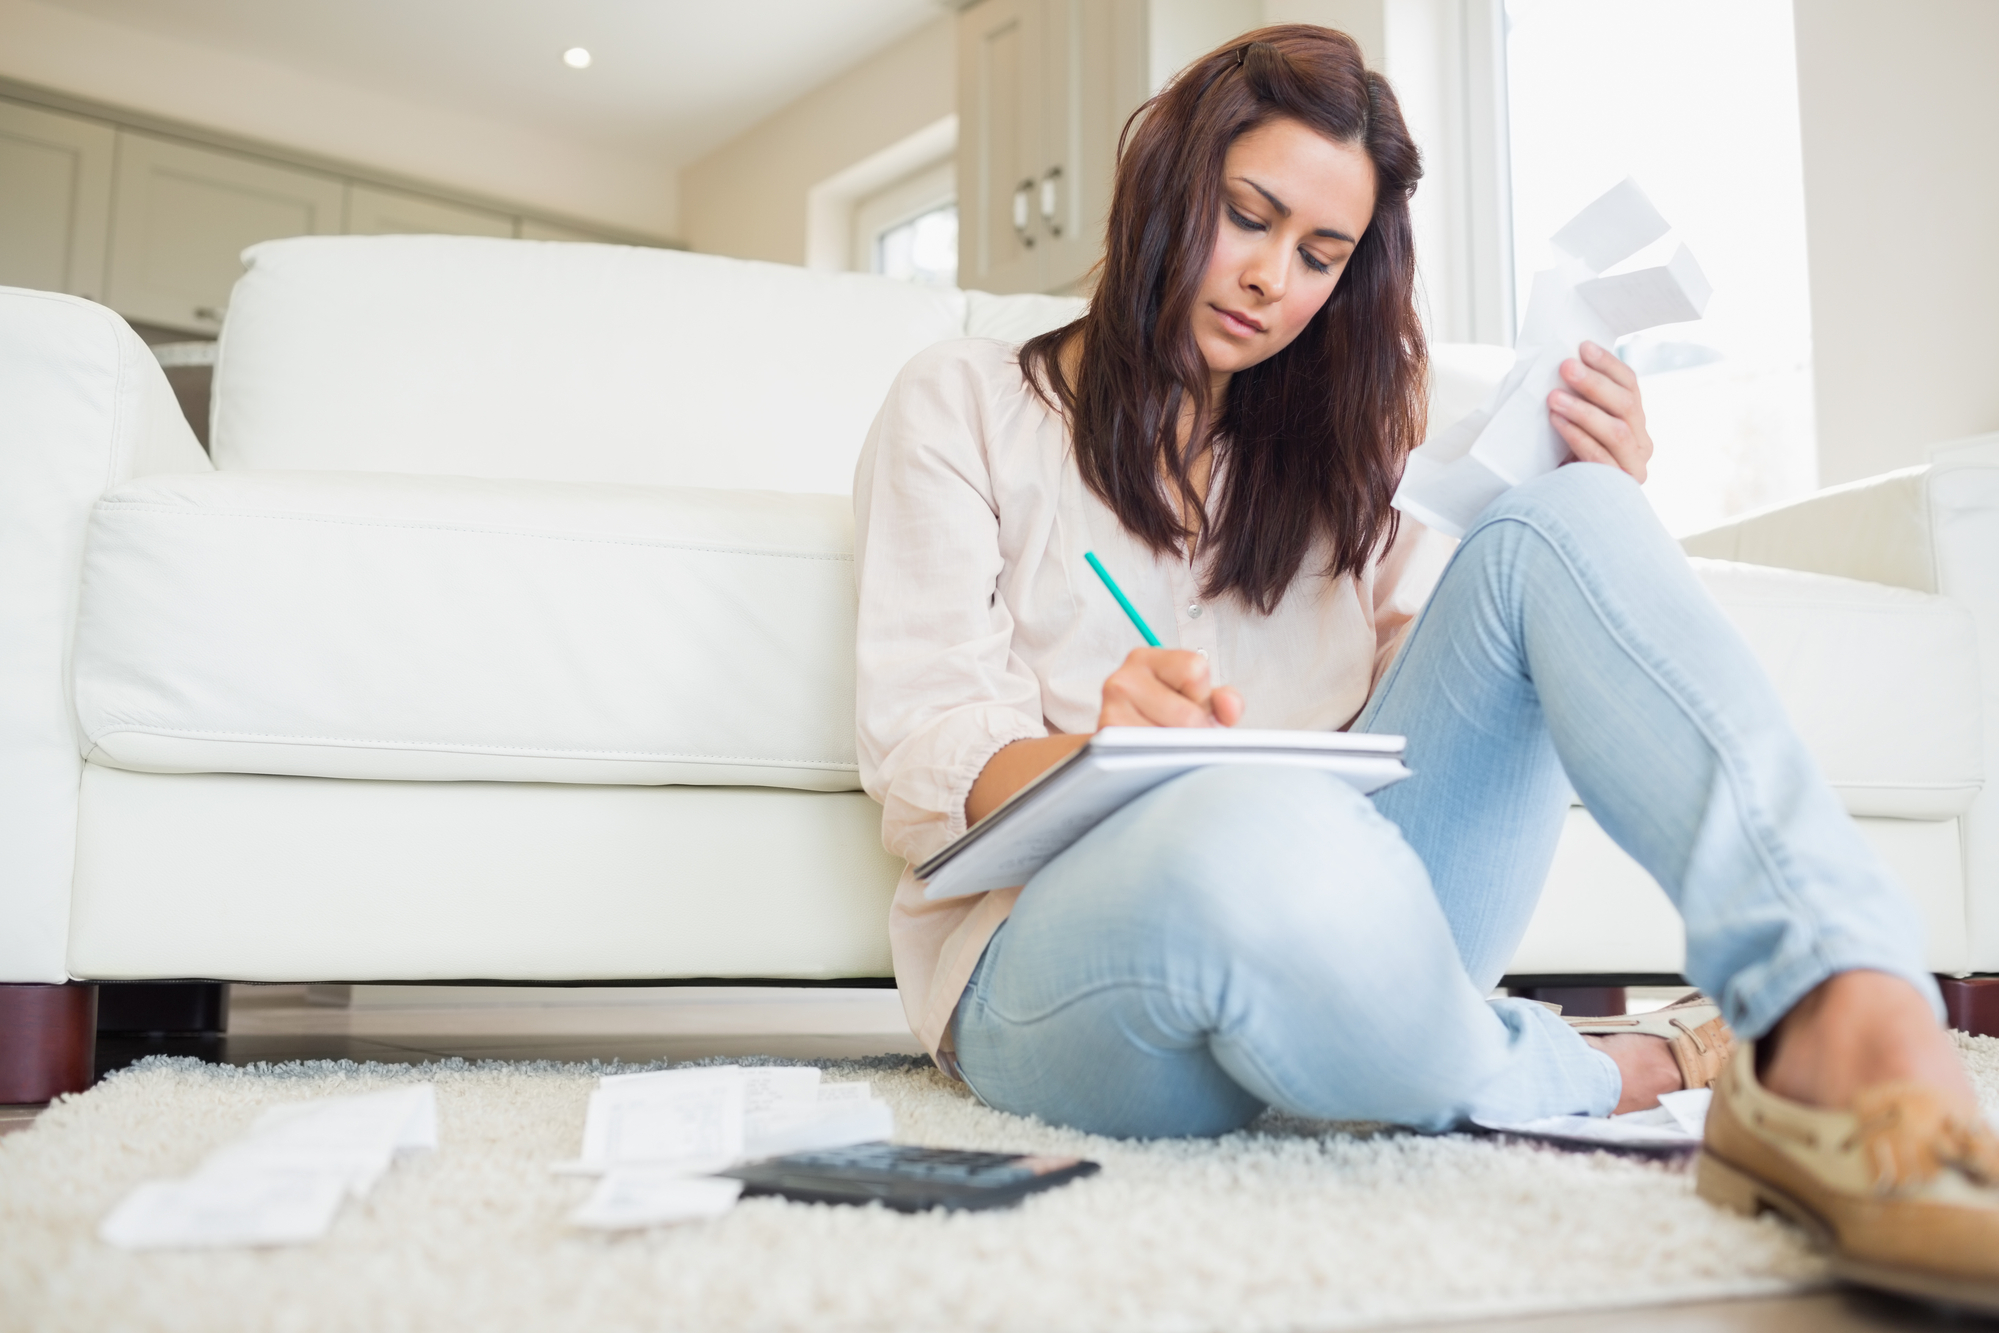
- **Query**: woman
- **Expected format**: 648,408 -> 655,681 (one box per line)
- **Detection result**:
855,26 -> 1997,1302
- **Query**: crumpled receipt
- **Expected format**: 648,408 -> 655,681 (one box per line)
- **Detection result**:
1393,178 -> 1713,538
100,1084 -> 438,1249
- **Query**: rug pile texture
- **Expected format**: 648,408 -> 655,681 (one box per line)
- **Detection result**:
7,1037 -> 1998,1332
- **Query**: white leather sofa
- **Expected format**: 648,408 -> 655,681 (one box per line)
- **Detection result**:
0,236 -> 1989,1015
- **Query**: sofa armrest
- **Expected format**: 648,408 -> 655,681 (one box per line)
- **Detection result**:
1679,466 -> 1939,593
1684,452 -> 1999,965
0,288 -> 210,981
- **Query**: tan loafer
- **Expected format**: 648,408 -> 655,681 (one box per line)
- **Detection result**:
1699,1041 -> 1999,1312
1563,991 -> 1734,1090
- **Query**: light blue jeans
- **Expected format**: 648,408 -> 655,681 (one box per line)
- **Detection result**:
951,463 -> 1940,1137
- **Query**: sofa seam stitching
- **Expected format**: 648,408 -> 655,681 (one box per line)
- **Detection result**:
89,505 -> 854,561
86,725 -> 857,768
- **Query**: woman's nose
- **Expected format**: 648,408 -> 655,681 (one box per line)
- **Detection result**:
1244,248 -> 1284,302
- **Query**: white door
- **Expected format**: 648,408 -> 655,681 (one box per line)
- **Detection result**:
345,184 -> 512,238
106,133 -> 343,333
0,100 -> 114,300
958,0 -> 1045,294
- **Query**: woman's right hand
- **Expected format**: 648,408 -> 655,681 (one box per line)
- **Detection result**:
965,649 -> 1245,826
1098,648 -> 1244,729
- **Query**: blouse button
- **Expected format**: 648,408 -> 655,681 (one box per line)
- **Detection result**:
1187,602 -> 1203,619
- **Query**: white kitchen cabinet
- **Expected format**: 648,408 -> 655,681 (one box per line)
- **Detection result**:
957,0 -> 1148,296
0,100 -> 113,300
106,133 -> 344,333
346,184 -> 512,238
958,0 -> 1046,295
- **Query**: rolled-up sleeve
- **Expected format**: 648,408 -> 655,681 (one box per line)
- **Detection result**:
853,345 -> 1049,867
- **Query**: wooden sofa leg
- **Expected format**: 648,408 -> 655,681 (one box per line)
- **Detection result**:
1937,976 -> 1999,1037
0,983 -> 99,1104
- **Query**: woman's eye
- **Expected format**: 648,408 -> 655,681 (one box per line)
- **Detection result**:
1227,206 -> 1265,233
1299,250 -> 1332,275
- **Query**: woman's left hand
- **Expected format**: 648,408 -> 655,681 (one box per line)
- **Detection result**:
1548,340 -> 1653,483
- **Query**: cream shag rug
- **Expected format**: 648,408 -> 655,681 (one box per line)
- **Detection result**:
8,1037 -> 1999,1333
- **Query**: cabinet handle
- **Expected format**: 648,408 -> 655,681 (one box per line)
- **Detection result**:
1040,167 -> 1063,236
1012,180 -> 1036,248
194,305 -> 226,324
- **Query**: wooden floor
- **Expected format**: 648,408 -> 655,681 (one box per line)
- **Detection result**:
2,984 -> 1990,1332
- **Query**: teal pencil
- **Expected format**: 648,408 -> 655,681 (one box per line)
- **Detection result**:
1084,551 -> 1162,647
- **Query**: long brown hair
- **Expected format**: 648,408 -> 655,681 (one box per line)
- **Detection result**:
1021,26 -> 1426,613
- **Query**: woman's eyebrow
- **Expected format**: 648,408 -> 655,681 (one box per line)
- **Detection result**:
1236,177 -> 1357,244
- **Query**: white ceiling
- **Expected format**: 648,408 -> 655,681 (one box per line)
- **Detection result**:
39,0 -> 944,168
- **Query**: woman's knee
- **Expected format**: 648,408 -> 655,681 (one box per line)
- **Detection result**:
1490,458 -> 1642,516
1116,765 -> 1424,951
1464,462 -> 1663,561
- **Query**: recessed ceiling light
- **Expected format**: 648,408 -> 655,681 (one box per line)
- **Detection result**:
563,47 -> 592,69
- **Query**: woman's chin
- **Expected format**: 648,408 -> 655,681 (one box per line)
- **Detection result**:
1196,338 -> 1266,381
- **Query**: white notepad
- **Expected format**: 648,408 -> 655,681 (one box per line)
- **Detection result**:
915,727 -> 1411,901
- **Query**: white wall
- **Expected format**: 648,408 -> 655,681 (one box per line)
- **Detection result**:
0,0 -> 678,240
1794,1 -> 1999,483
1148,0 -> 1261,88
1147,0 -> 1382,89
1262,0 -> 1383,65
679,16 -> 955,266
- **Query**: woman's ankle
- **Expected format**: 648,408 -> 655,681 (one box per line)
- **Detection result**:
1760,970 -> 1976,1115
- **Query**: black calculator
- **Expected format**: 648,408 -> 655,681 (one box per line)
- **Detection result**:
721,1143 -> 1100,1212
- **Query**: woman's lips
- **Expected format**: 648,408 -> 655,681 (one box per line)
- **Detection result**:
1213,306 -> 1265,336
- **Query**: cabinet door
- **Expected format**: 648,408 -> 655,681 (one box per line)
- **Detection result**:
1037,0 -> 1148,295
0,100 -> 113,300
958,0 -> 1045,294
345,184 -> 512,237
106,133 -> 343,333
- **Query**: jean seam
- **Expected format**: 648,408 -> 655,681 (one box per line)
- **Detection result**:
1467,505 -> 1837,996
972,975 -> 1213,1032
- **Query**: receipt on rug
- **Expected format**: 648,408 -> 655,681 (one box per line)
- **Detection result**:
743,1094 -> 894,1160
559,1067 -> 895,1180
99,1084 -> 438,1249
1474,1087 -> 1712,1150
99,1171 -> 353,1249
579,1067 -> 747,1172
1393,177 -> 1712,538
208,1084 -> 438,1197
570,1167 -> 744,1231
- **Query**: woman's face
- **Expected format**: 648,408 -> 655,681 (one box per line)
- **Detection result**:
1192,116 -> 1377,386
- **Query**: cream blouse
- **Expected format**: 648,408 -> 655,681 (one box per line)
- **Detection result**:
852,338 -> 1452,1064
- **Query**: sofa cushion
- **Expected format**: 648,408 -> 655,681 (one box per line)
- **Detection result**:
71,471 -> 1980,806
212,236 -> 971,495
74,470 -> 862,789
1691,558 -> 1982,818
963,290 -> 1087,343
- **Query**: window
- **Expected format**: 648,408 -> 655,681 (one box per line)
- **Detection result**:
1504,0 -> 1817,535
851,156 -> 957,289
875,202 -> 959,288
